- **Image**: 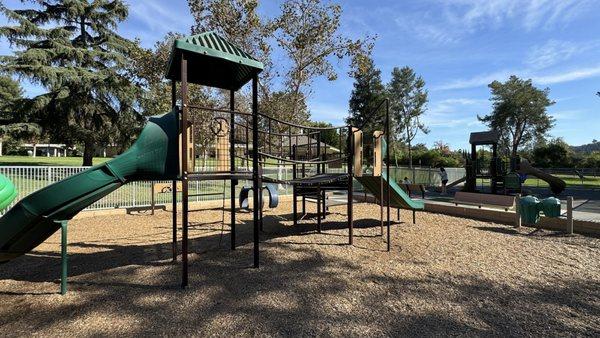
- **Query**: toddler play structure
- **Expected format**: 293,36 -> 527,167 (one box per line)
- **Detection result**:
0,32 -> 424,289
463,131 -> 566,195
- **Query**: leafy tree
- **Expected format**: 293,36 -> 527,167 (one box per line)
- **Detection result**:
188,0 -> 273,103
307,120 -> 342,152
479,76 -> 555,157
581,151 -> 600,168
531,138 -> 573,168
388,66 -> 429,168
0,75 -> 41,153
0,0 -> 141,165
130,33 -> 183,117
270,0 -> 368,124
346,53 -> 386,139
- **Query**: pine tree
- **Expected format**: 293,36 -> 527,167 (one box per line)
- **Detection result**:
0,0 -> 141,165
388,66 -> 429,168
346,53 -> 386,139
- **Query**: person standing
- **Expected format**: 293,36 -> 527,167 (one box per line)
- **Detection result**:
439,167 -> 448,194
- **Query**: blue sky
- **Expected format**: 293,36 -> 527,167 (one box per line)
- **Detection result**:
1,0 -> 599,150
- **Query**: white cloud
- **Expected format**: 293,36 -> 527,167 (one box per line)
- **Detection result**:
396,0 -> 594,44
435,65 -> 600,90
526,40 -> 582,69
447,0 -> 593,31
550,109 -> 585,121
434,70 -> 513,90
533,65 -> 600,85
127,0 -> 192,36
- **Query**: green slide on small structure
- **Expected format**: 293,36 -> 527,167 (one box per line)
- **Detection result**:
0,111 -> 180,263
355,173 -> 425,210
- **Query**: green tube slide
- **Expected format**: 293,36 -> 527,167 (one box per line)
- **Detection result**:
0,111 -> 180,263
0,174 -> 17,211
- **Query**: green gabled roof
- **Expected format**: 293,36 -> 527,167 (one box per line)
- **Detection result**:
166,31 -> 264,91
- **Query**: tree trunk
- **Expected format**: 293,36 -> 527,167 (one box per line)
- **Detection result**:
82,140 -> 94,166
408,141 -> 413,169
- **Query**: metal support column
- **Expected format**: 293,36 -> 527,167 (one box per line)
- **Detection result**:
292,145 -> 297,226
230,90 -> 237,250
180,54 -> 189,287
385,99 -> 391,252
59,220 -> 68,295
317,185 -> 322,233
347,125 -> 354,245
252,75 -> 260,268
171,80 -> 178,262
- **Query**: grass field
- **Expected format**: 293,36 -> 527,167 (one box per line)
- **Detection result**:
0,155 -> 111,166
524,174 -> 600,188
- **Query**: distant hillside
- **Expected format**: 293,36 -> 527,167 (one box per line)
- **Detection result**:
572,142 -> 600,153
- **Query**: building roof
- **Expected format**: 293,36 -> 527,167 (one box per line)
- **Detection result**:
165,31 -> 263,91
469,130 -> 499,145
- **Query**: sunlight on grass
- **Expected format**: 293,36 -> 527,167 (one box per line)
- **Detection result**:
0,156 -> 111,167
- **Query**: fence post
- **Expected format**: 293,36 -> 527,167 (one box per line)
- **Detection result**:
567,196 -> 574,235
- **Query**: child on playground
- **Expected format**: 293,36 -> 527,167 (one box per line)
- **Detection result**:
439,167 -> 448,194
402,176 -> 412,184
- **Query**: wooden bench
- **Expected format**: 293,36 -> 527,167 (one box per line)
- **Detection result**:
454,191 -> 516,211
400,184 -> 426,199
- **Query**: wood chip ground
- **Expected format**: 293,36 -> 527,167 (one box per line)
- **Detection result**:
0,202 -> 599,336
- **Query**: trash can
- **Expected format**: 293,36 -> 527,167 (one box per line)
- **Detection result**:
520,196 -> 540,224
539,197 -> 561,218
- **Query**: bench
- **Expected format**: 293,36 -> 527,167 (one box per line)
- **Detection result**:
400,184 -> 426,199
454,191 -> 516,211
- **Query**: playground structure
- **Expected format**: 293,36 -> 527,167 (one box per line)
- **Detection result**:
463,131 -> 566,195
0,31 -> 426,290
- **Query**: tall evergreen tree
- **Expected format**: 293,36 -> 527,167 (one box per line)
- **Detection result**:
388,66 -> 429,168
0,0 -> 141,165
346,53 -> 386,140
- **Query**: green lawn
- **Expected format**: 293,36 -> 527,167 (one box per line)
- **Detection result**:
0,155 -> 111,166
476,174 -> 600,189
523,174 -> 600,188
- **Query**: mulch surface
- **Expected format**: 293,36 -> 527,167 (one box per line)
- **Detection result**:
0,202 -> 599,336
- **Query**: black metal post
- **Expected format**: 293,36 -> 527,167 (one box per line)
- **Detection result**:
252,75 -> 260,268
317,131 -> 321,175
317,185 -> 322,233
380,165 -> 384,237
180,54 -> 189,287
385,99 -> 391,252
292,145 -> 297,226
347,126 -> 354,245
230,90 -> 236,250
171,80 -> 178,262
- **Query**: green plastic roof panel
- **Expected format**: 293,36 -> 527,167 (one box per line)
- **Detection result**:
166,31 -> 264,91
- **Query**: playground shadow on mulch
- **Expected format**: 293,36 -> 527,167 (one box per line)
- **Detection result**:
0,207 -> 598,336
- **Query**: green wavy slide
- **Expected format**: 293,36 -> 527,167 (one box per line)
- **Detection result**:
355,172 -> 425,210
0,111 -> 180,263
